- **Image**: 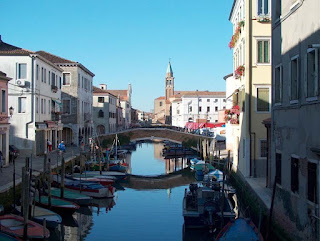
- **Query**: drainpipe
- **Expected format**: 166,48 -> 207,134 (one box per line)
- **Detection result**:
26,56 -> 35,138
248,0 -> 253,177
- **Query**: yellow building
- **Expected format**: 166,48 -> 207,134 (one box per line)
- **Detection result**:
228,0 -> 271,181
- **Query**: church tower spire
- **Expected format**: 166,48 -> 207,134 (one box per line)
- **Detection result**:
165,61 -> 174,100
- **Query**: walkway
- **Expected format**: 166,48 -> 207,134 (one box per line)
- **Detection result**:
0,146 -> 82,194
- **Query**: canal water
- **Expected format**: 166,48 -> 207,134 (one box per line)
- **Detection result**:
49,141 -> 238,241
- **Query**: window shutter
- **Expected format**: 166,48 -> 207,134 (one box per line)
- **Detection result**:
15,63 -> 18,80
297,58 -> 300,99
280,66 -> 283,102
289,60 -> 292,100
304,54 -> 308,98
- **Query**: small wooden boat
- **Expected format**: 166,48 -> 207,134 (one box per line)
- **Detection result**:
35,195 -> 80,214
49,187 -> 92,206
0,232 -> 22,241
53,175 -> 115,198
0,214 -> 49,239
109,162 -> 128,172
71,177 -> 115,186
216,218 -> 264,241
73,171 -> 127,179
15,205 -> 62,228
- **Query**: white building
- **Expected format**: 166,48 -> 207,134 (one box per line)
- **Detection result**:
171,91 -> 226,128
92,84 -> 117,135
0,38 -> 63,156
36,51 -> 94,146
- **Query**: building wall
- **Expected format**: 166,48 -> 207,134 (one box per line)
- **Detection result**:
153,98 -> 165,123
0,55 -> 63,155
271,1 -> 320,240
0,74 -> 10,165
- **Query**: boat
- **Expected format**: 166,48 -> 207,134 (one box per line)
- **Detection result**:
35,195 -> 80,214
0,214 -> 50,239
0,232 -> 22,241
216,218 -> 264,241
49,187 -> 93,206
107,134 -> 129,171
203,169 -> 224,182
183,182 -> 235,229
14,205 -> 62,229
53,175 -> 115,198
191,162 -> 214,172
108,162 -> 128,172
72,171 -> 127,180
69,176 -> 115,186
190,158 -> 202,166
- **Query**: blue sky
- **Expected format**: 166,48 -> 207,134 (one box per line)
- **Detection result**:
0,0 -> 234,112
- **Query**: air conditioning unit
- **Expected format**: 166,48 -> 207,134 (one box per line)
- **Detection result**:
16,79 -> 26,87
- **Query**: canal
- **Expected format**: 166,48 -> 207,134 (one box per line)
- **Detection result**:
49,141 -> 239,241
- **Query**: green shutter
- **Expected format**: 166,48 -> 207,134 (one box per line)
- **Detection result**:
264,41 -> 269,63
257,88 -> 269,112
258,41 -> 263,63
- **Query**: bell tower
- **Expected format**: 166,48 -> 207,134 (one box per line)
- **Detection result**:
165,61 -> 174,100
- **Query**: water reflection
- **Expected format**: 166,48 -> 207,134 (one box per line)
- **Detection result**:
47,141 -> 239,241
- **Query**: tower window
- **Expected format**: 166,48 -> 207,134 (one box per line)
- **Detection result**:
159,101 -> 162,107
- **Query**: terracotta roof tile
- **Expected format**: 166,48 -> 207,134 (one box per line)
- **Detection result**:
174,90 -> 225,98
0,40 -> 34,56
155,96 -> 165,100
36,51 -> 75,64
107,90 -> 127,97
92,86 -> 116,97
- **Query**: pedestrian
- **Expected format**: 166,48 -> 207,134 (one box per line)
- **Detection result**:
58,140 -> 66,153
0,151 -> 2,172
47,139 -> 52,152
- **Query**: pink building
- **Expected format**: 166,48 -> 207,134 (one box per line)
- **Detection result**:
0,71 -> 10,166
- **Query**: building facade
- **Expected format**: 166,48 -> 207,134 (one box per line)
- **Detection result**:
0,71 -> 10,166
171,92 -> 226,128
228,0 -> 272,180
271,0 -> 320,240
36,51 -> 94,146
92,85 -> 117,135
0,39 -> 63,156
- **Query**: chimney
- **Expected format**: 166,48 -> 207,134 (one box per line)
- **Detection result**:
99,84 -> 107,90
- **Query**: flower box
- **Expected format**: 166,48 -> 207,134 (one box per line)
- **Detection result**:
234,65 -> 245,79
228,21 -> 245,49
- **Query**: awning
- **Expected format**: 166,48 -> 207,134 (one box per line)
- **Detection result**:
185,122 -> 225,130
52,99 -> 62,106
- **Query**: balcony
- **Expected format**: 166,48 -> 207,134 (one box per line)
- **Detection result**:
225,105 -> 240,124
51,111 -> 61,121
51,85 -> 58,93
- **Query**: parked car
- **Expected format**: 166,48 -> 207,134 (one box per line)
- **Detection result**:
9,145 -> 19,162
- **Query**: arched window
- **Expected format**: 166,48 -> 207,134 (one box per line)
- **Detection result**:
97,125 -> 105,135
98,110 -> 104,118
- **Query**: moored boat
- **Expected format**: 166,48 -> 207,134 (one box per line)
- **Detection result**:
69,176 -> 115,186
0,214 -> 50,239
0,232 -> 22,241
216,218 -> 264,241
15,205 -> 62,229
35,195 -> 80,214
183,182 -> 235,229
49,187 -> 92,206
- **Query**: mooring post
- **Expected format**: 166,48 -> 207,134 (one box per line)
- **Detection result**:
48,159 -> 52,208
43,154 -> 47,173
22,166 -> 29,240
60,157 -> 65,198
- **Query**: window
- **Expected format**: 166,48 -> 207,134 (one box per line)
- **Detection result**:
257,0 -> 269,15
177,109 -> 180,115
308,162 -> 317,203
189,106 -> 192,113
215,120 -> 218,123
36,65 -> 39,80
41,99 -> 43,114
291,157 -> 299,193
44,69 -> 46,83
207,106 -> 210,112
59,77 -> 62,88
98,110 -> 104,118
48,71 -> 51,85
48,100 -> 50,114
290,57 -> 299,101
207,99 -> 210,102
36,97 -> 39,114
159,101 -> 162,107
306,49 -> 318,98
41,67 -> 44,82
260,140 -> 267,158
257,88 -> 270,112
18,63 -> 27,79
199,99 -> 202,102
44,99 -> 46,114
82,77 -> 84,88
18,97 -> 26,113
63,73 -> 70,85
223,99 -> 226,102
63,99 -> 71,114
51,72 -> 56,86
215,99 -> 218,103
276,153 -> 281,185
98,97 -> 104,103
1,90 -> 5,113
78,74 -> 80,87
274,65 -> 282,104
257,40 -> 270,63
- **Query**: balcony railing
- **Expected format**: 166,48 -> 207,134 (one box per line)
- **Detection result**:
51,85 -> 58,93
224,105 -> 240,124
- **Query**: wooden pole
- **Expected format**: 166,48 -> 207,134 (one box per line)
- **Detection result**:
48,159 -> 52,208
22,166 -> 29,240
43,154 -> 47,173
43,218 -> 47,241
60,157 -> 65,198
